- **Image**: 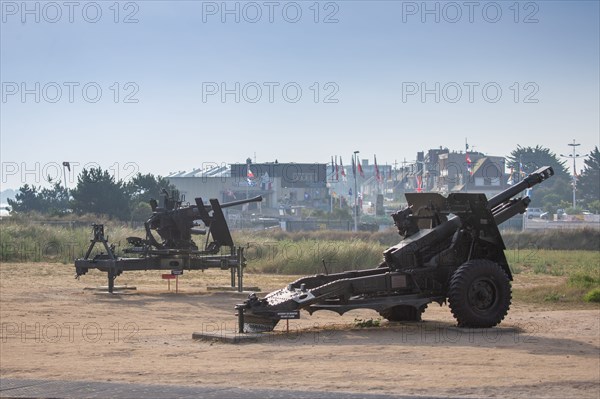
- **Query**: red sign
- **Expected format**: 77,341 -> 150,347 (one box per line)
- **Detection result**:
162,274 -> 175,279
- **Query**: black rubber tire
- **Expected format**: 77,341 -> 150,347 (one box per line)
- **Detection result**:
448,259 -> 511,328
379,304 -> 427,322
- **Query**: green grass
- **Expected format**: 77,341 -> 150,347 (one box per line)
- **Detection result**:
2,218 -> 599,306
507,249 -> 600,306
568,273 -> 599,288
502,228 -> 600,251
0,221 -> 140,263
505,249 -> 599,278
235,233 -> 384,274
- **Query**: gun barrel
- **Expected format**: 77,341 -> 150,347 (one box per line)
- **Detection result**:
220,195 -> 263,209
487,166 -> 554,209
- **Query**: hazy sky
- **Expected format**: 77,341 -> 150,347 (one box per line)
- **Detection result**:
1,1 -> 599,189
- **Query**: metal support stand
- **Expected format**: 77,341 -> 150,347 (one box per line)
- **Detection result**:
107,269 -> 115,294
81,224 -> 117,293
237,247 -> 244,292
236,305 -> 244,333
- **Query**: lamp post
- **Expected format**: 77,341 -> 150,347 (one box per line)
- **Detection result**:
62,161 -> 71,202
560,139 -> 582,208
353,150 -> 359,231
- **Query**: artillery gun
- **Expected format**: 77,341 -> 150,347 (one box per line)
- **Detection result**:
237,167 -> 554,332
75,191 -> 262,293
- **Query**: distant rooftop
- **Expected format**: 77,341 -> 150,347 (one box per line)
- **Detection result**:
167,165 -> 231,178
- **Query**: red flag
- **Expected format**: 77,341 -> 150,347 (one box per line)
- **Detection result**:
416,175 -> 423,192
466,153 -> 473,176
247,165 -> 254,179
374,155 -> 381,182
340,157 -> 346,178
351,156 -> 356,178
357,161 -> 364,178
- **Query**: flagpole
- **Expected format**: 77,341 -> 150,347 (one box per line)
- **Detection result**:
330,192 -> 333,213
464,138 -> 469,193
353,150 -> 359,231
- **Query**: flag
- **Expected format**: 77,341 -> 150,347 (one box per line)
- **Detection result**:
331,156 -> 335,180
62,161 -> 71,172
507,167 -> 515,185
340,157 -> 346,179
246,163 -> 255,186
466,153 -> 472,176
351,156 -> 356,178
335,156 -> 339,181
519,161 -> 525,177
374,155 -> 381,182
416,175 -> 423,193
357,160 -> 364,178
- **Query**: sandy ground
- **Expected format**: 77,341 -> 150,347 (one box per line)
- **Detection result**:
0,262 -> 599,398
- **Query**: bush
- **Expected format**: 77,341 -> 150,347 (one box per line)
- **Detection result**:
583,288 -> 600,303
354,318 -> 381,328
568,273 -> 598,288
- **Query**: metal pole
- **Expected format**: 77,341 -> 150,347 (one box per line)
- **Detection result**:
353,151 -> 359,231
569,140 -> 580,208
561,139 -> 581,209
330,192 -> 333,213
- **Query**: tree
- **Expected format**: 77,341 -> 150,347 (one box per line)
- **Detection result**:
70,167 -> 130,220
7,184 -> 45,213
40,182 -> 70,215
130,201 -> 153,223
126,173 -> 176,205
578,146 -> 600,206
506,145 -> 571,209
7,183 -> 69,215
506,145 -> 569,179
587,200 -> 600,214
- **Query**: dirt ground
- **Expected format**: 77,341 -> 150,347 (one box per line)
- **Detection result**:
1,263 -> 598,398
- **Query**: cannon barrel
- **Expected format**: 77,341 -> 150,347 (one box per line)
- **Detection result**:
487,166 -> 554,210
220,195 -> 263,209
193,195 -> 263,213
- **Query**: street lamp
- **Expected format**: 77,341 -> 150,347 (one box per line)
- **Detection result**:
353,150 -> 359,231
560,139 -> 582,208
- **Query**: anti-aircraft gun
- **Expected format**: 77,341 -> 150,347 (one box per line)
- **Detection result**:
75,191 -> 262,293
237,167 -> 554,332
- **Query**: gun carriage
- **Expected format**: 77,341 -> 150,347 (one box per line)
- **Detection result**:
237,167 -> 554,332
75,192 -> 262,293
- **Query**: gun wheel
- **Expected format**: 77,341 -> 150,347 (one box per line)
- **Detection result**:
379,304 -> 427,322
448,259 -> 511,328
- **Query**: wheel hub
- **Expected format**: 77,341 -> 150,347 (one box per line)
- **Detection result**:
468,279 -> 496,311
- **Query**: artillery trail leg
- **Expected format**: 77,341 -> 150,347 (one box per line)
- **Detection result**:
107,269 -> 115,293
